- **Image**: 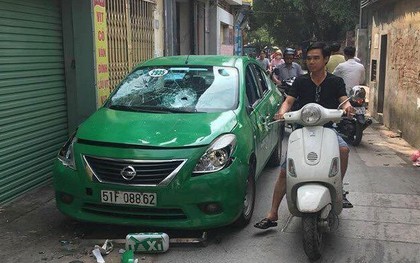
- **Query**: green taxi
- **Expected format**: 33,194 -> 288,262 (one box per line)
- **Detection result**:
53,55 -> 284,229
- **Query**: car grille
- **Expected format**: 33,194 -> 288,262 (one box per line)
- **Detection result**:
82,203 -> 187,220
84,156 -> 187,186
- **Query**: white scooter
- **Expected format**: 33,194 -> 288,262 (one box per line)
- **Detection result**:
281,101 -> 350,260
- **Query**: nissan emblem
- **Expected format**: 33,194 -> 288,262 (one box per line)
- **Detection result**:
121,165 -> 136,181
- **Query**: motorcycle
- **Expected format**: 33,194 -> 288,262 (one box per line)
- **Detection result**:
335,86 -> 372,146
277,77 -> 300,113
269,92 -> 361,260
277,77 -> 295,97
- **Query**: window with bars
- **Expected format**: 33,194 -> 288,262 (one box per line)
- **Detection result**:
107,0 -> 155,90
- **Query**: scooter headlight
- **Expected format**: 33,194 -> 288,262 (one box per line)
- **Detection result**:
301,105 -> 321,125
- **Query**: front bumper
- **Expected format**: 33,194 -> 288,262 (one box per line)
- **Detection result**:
52,143 -> 249,229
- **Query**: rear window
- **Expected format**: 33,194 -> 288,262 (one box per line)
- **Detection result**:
107,66 -> 239,113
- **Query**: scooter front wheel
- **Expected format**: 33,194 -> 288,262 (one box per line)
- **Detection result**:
302,215 -> 323,261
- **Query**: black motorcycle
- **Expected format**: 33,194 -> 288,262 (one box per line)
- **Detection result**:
278,77 -> 295,95
277,77 -> 300,111
335,86 -> 372,146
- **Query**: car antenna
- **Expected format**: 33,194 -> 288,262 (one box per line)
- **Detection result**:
185,54 -> 190,64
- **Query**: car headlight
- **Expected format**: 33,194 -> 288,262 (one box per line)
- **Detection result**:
57,131 -> 77,170
301,105 -> 321,125
193,134 -> 236,174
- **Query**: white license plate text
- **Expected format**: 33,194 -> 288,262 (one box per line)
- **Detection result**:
101,190 -> 157,206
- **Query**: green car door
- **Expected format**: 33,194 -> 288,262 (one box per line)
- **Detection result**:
244,63 -> 279,175
251,63 -> 283,161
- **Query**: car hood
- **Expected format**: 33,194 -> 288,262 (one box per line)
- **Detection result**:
77,108 -> 238,147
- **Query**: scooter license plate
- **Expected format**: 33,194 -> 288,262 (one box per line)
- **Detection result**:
354,107 -> 366,114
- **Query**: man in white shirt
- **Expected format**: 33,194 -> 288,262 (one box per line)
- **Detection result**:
333,46 -> 365,95
256,51 -> 270,72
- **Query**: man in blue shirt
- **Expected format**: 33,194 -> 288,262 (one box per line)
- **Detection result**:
272,48 -> 304,85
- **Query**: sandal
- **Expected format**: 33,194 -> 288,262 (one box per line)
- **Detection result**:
254,218 -> 278,229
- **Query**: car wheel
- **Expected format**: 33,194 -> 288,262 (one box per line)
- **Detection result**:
233,160 -> 256,227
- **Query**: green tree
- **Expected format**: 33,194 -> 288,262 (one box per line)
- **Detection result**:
245,25 -> 275,52
249,0 -> 359,48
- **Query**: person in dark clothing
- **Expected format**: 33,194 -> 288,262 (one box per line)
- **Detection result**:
254,42 -> 354,230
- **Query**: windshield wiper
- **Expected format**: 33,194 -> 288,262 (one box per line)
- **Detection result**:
108,104 -> 156,112
109,104 -> 196,113
141,105 -> 197,113
108,105 -> 135,111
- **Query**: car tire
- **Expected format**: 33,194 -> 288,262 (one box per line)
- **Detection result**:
233,160 -> 256,227
267,123 -> 284,167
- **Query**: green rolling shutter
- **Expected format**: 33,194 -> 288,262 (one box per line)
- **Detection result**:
0,0 -> 67,203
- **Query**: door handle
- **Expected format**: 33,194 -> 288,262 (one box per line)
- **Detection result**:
259,115 -> 271,131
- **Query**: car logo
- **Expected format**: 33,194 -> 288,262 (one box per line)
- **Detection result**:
121,166 -> 137,181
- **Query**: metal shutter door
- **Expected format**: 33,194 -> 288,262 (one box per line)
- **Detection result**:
0,0 -> 67,203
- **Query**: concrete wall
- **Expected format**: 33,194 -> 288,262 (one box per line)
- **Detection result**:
356,28 -> 368,66
208,2 -> 218,54
154,0 -> 165,57
367,0 -> 420,148
61,0 -> 96,133
178,2 -> 192,54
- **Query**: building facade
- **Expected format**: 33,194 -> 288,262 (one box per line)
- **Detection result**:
163,0 -> 250,56
358,0 -> 420,148
0,0 -> 163,204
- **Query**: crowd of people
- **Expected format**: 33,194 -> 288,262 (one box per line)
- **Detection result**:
251,42 -> 365,96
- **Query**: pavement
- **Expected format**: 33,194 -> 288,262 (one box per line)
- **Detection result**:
0,120 -> 419,263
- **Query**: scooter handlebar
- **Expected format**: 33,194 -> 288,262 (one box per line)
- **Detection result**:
268,119 -> 285,126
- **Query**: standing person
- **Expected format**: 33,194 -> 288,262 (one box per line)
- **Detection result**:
256,51 -> 270,72
254,42 -> 354,230
333,46 -> 366,95
326,42 -> 345,73
272,48 -> 303,85
269,50 -> 284,72
270,47 -> 280,60
247,52 -> 256,59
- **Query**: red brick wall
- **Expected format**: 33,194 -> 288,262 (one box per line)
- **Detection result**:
367,0 -> 420,148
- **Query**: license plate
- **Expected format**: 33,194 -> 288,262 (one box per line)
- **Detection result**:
101,190 -> 157,206
354,107 -> 366,114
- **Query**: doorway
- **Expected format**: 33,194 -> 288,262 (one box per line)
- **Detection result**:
377,34 -> 387,113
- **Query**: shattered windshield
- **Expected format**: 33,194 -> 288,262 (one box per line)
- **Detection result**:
106,66 -> 239,113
